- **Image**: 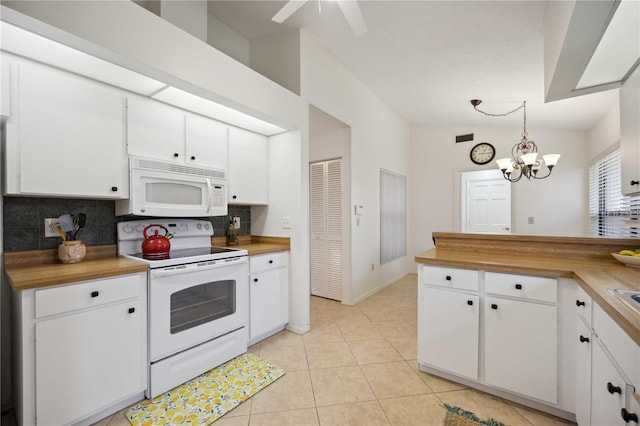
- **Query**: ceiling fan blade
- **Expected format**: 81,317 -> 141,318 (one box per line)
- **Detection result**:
272,0 -> 309,23
337,0 -> 368,36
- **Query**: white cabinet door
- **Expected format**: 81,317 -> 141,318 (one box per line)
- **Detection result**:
484,297 -> 557,403
228,127 -> 268,205
420,287 -> 479,380
35,301 -> 143,426
249,267 -> 288,340
6,57 -> 128,198
591,339 -> 626,426
620,64 -> 640,195
127,94 -> 185,162
575,318 -> 592,426
185,113 -> 228,170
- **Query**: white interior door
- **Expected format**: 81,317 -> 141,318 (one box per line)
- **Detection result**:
310,159 -> 343,301
461,170 -> 511,233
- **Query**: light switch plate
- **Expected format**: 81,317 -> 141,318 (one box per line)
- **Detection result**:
282,216 -> 292,229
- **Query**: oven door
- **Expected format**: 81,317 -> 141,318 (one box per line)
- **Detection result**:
148,256 -> 248,362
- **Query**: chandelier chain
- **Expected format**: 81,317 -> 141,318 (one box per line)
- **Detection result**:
472,101 -> 525,118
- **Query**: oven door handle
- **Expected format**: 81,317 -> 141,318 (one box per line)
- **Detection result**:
150,257 -> 247,278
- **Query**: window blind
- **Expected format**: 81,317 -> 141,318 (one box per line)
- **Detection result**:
589,148 -> 639,237
380,169 -> 406,264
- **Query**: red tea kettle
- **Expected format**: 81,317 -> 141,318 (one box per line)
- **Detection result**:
142,224 -> 173,255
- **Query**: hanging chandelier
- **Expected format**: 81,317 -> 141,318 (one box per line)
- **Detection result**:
470,99 -> 560,182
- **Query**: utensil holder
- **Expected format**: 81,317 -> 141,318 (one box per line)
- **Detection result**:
58,240 -> 86,264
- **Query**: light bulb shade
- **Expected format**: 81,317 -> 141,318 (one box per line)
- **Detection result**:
496,158 -> 512,171
542,154 -> 561,167
520,152 -> 538,166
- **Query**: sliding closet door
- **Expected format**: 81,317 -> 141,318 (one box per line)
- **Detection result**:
310,159 -> 343,301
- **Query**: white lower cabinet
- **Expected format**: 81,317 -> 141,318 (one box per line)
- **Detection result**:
576,318 -> 593,426
248,252 -> 289,345
591,338 -> 628,426
422,287 -> 479,380
14,273 -> 147,426
484,296 -> 557,403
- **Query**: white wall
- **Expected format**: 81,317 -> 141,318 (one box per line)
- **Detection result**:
250,30 -> 301,95
207,12 -> 250,66
410,124 -> 591,260
300,30 -> 411,303
588,97 -> 620,160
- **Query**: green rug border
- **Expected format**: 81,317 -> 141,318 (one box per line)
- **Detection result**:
443,403 -> 507,426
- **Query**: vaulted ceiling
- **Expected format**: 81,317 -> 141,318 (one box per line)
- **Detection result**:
207,0 -> 621,132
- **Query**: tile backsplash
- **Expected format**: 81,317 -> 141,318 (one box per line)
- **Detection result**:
2,196 -> 251,252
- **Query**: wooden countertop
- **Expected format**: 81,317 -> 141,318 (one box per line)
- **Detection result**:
4,245 -> 148,291
4,236 -> 290,291
415,233 -> 640,345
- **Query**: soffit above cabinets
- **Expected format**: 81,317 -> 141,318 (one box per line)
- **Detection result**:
545,0 -> 640,102
0,22 -> 287,136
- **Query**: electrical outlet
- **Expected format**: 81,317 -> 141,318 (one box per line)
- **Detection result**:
44,218 -> 60,237
233,217 -> 240,229
282,216 -> 292,229
528,216 -> 534,225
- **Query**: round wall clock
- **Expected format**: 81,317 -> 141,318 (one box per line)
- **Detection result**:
469,142 -> 496,165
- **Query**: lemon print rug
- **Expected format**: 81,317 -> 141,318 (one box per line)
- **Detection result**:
126,353 -> 285,425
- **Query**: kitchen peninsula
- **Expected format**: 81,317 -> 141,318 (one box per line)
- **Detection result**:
415,232 -> 640,424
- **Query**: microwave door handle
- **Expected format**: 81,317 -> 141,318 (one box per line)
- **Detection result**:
205,178 -> 213,214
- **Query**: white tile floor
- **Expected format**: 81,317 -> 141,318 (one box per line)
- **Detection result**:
5,273 -> 577,425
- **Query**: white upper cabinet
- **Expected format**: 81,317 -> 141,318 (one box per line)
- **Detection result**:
126,94 -> 185,163
185,113 -> 228,171
228,127 -> 268,205
620,65 -> 640,195
127,94 -> 229,171
3,54 -> 128,199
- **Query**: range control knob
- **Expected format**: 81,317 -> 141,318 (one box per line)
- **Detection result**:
122,224 -> 134,233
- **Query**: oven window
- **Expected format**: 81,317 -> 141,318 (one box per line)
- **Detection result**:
170,280 -> 236,334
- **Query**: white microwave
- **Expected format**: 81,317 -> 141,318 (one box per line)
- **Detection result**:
116,157 -> 228,217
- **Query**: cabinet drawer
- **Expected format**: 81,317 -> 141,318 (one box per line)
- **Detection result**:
35,273 -> 144,318
422,266 -> 478,291
250,252 -> 288,273
593,302 -> 640,385
575,285 -> 593,325
485,272 -> 557,303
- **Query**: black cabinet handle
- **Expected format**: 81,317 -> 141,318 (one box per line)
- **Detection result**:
445,275 -> 452,281
491,303 -> 498,310
576,300 -> 586,307
631,180 -> 639,186
269,260 -> 274,264
607,382 -> 622,395
515,284 -> 522,290
622,408 -> 639,423
190,156 -> 196,160
91,291 -> 99,298
232,195 -> 237,199
253,278 -> 258,282
467,300 -> 473,306
579,335 -> 590,343
111,186 -> 118,192
173,153 -> 179,158
128,307 -> 136,314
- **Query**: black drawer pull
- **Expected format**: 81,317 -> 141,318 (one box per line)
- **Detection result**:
269,260 -> 274,264
190,155 -> 196,160
576,300 -> 585,307
232,195 -> 237,199
173,153 -> 179,158
445,275 -> 452,281
253,278 -> 258,282
491,303 -> 498,310
128,307 -> 136,314
579,335 -> 589,343
111,186 -> 118,192
622,408 -> 638,423
607,382 -> 622,395
515,284 -> 522,290
91,291 -> 99,298
631,180 -> 639,187
467,300 -> 473,306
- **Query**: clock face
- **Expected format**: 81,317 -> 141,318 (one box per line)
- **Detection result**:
470,143 -> 496,165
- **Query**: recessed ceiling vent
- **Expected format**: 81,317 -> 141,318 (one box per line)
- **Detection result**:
455,133 -> 474,143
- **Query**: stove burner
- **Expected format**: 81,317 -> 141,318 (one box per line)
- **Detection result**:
142,252 -> 171,260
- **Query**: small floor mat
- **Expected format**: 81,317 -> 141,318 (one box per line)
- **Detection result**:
443,404 -> 506,426
126,353 -> 285,425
